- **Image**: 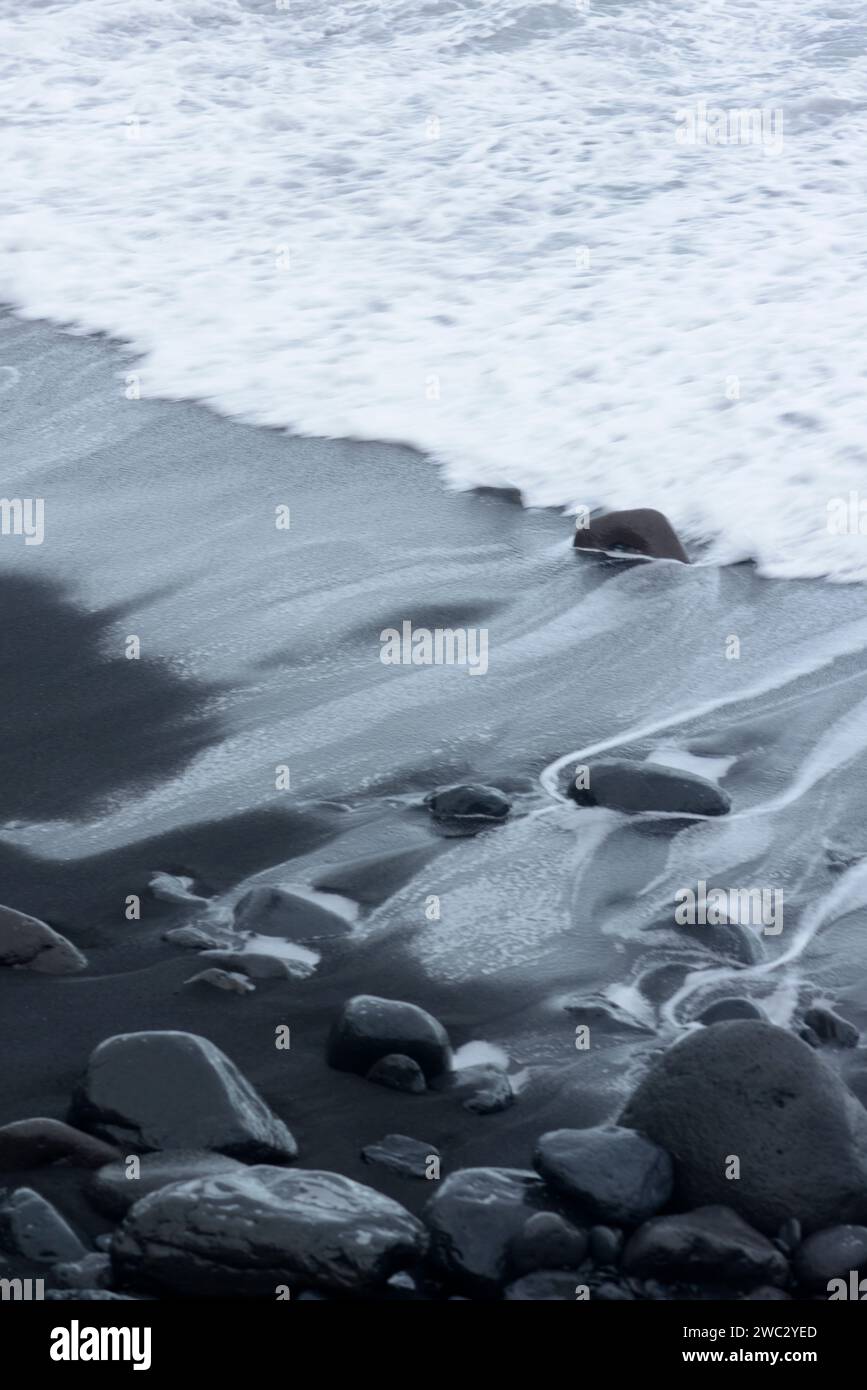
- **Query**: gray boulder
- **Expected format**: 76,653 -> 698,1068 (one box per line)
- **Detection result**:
534,1126 -> 673,1226
621,1020 -> 867,1232
0,1118 -> 119,1171
111,1167 -> 427,1296
361,1135 -> 439,1181
423,1167 -> 549,1296
70,1031 -> 297,1162
233,886 -> 349,941
794,1225 -> 867,1290
624,1206 -> 788,1286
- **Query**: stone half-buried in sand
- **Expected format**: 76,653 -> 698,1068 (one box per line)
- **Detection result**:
0,904 -> 86,974
620,1020 -> 867,1233
572,507 -> 690,562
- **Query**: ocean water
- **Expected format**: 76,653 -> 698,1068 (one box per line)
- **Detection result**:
2,0 -> 867,578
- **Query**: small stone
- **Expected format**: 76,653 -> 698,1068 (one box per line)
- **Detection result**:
361,1135 -> 440,1181
327,996 -> 451,1082
0,1118 -> 119,1171
0,1188 -> 86,1264
572,508 -> 689,563
623,1207 -> 788,1287
803,1005 -> 859,1048
775,1217 -> 802,1256
568,760 -> 730,817
508,1212 -> 588,1275
184,967 -> 255,994
423,785 -> 511,829
534,1125 -> 673,1225
0,904 -> 86,974
366,1054 -> 427,1094
163,925 -> 228,949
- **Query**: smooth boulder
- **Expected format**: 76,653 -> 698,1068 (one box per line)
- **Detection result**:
328,996 -> 451,1082
111,1167 -> 427,1296
366,1054 -> 427,1094
572,507 -> 689,562
623,1206 -> 788,1287
0,904 -> 86,974
568,760 -> 730,817
534,1126 -> 673,1226
70,1031 -> 297,1162
622,1021 -> 867,1233
423,1167 -> 549,1296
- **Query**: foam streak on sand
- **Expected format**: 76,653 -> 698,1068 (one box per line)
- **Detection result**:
1,0 -> 867,577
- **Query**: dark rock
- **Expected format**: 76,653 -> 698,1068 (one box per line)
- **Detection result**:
698,998 -> 766,1025
568,759 -> 730,817
508,1212 -> 588,1275
111,1166 -> 427,1296
361,1135 -> 439,1181
623,1207 -> 788,1286
423,1167 -> 548,1297
0,1188 -> 86,1264
233,886 -> 349,941
313,846 -> 440,906
621,1020 -> 867,1233
799,1025 -> 822,1049
589,1225 -> 623,1267
0,903 -> 86,974
86,1151 -> 247,1219
669,919 -> 764,965
794,1225 -> 867,1290
504,1271 -> 583,1300
572,507 -> 689,563
70,1030 -> 298,1162
534,1125 -> 673,1225
327,996 -> 451,1082
561,995 -> 654,1035
366,1054 -> 427,1094
742,1285 -> 791,1300
0,1118 -> 120,1171
423,784 -> 511,829
52,1253 -> 111,1290
803,1004 -> 859,1048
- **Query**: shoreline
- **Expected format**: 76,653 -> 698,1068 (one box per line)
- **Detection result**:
3,314 -> 867,1298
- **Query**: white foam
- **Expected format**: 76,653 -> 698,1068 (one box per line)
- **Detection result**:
1,0 -> 866,578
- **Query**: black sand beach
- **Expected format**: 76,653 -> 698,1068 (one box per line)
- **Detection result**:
6,313 -> 867,1303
